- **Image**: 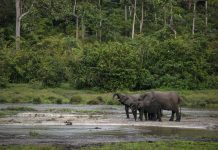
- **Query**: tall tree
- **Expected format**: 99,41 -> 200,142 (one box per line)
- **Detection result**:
131,0 -> 136,39
15,0 -> 33,51
192,0 -> 196,35
140,0 -> 144,33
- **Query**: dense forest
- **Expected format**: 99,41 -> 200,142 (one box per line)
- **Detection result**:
0,0 -> 218,90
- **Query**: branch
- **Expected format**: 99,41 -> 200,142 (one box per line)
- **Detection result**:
19,1 -> 34,21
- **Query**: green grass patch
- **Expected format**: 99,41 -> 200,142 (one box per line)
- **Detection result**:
46,108 -> 107,115
81,141 -> 218,150
0,107 -> 36,118
0,84 -> 218,109
0,145 -> 63,150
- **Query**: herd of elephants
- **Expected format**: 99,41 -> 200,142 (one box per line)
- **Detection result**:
113,91 -> 182,122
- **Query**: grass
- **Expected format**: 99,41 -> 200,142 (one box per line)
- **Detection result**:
0,106 -> 36,117
0,141 -> 217,150
81,141 -> 218,150
46,108 -> 107,115
0,83 -> 218,109
0,145 -> 63,150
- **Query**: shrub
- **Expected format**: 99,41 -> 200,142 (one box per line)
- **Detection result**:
0,96 -> 7,103
32,97 -> 42,104
47,96 -> 63,104
87,99 -> 100,105
11,96 -> 23,103
69,95 -> 83,104
87,97 -> 105,105
56,98 -> 63,104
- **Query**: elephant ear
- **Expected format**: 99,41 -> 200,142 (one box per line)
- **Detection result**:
139,93 -> 148,101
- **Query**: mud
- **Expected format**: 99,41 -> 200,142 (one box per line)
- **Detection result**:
0,104 -> 218,147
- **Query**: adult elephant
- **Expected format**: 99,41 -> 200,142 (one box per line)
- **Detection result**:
113,93 -> 141,121
139,91 -> 182,122
133,94 -> 162,122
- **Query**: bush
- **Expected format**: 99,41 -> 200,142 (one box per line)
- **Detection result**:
56,98 -> 63,104
32,97 -> 42,104
11,96 -> 23,103
107,99 -> 120,105
48,96 -> 63,104
0,76 -> 8,88
0,96 -> 7,103
87,98 -> 105,105
69,95 -> 83,104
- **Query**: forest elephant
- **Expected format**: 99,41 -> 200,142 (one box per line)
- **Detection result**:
113,93 -> 141,121
133,93 -> 162,122
139,91 -> 182,122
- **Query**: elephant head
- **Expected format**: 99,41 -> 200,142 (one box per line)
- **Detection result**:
113,93 -> 128,105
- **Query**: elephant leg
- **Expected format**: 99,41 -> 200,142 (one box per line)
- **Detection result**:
152,113 -> 157,121
125,105 -> 130,119
160,109 -> 163,117
157,111 -> 162,122
132,109 -> 137,121
139,109 -> 143,121
144,111 -> 148,121
175,110 -> 180,122
169,111 -> 175,121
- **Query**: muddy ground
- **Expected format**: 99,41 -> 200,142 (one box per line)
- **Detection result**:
0,104 -> 218,148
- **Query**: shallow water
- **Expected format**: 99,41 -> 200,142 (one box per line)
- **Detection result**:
0,104 -> 218,146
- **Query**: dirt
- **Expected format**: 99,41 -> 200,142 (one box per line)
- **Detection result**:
0,104 -> 218,147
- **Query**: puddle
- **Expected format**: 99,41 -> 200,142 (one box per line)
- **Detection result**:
0,104 -> 218,146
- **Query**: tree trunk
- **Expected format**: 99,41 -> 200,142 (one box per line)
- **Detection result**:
169,1 -> 176,38
128,6 -> 132,16
131,0 -> 136,39
76,16 -> 79,40
16,0 -> 21,51
125,3 -> 128,36
81,16 -> 85,40
188,0 -> 192,10
192,1 -> 196,35
205,0 -> 208,33
164,6 -> 167,26
73,0 -> 79,40
99,0 -> 102,42
170,2 -> 173,26
140,0 -> 144,33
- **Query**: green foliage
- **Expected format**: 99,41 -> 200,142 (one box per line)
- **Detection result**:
32,97 -> 42,104
70,95 -> 83,104
0,0 -> 218,90
81,141 -> 218,150
0,145 -> 63,150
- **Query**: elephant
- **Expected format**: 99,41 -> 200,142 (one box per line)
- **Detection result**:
139,91 -> 182,122
133,94 -> 162,122
113,93 -> 141,121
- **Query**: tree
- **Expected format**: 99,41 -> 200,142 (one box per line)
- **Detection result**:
15,0 -> 34,51
131,0 -> 136,39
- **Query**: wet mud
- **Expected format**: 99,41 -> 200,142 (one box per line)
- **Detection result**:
0,104 -> 218,147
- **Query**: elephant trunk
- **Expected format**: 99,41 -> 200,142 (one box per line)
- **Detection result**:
113,93 -> 120,99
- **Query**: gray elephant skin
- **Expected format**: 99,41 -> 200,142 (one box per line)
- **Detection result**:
136,95 -> 162,121
113,93 -> 140,121
139,91 -> 182,122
